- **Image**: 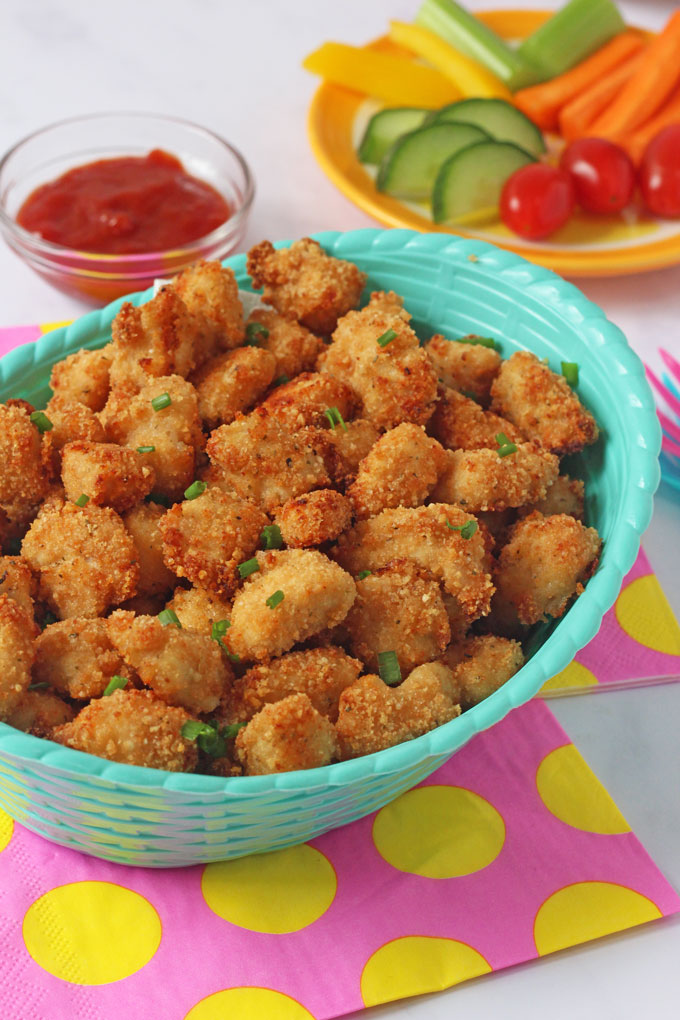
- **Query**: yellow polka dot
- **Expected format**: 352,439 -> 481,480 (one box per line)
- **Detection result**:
184,987 -> 315,1020
23,881 -> 161,984
536,744 -> 630,834
615,575 -> 680,654
540,661 -> 598,693
534,882 -> 662,955
372,785 -> 505,879
0,807 -> 13,852
361,936 -> 492,1007
201,844 -> 336,934
40,320 -> 73,334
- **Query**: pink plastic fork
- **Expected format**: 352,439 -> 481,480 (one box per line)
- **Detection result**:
645,348 -> 680,462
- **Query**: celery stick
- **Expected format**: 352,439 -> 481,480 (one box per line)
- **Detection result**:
518,0 -> 626,79
414,0 -> 541,92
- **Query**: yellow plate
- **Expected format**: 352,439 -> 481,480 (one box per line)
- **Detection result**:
307,9 -> 680,277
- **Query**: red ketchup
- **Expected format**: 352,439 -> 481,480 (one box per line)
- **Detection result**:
17,148 -> 230,253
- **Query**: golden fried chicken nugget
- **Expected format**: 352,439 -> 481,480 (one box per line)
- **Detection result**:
61,441 -> 155,512
52,688 -> 198,771
321,418 -> 381,486
222,646 -> 362,725
227,549 -> 356,661
247,238 -> 366,335
490,350 -> 599,456
274,489 -> 352,548
424,334 -> 501,404
443,635 -> 524,709
33,617 -> 136,700
524,474 -> 585,521
49,346 -> 112,412
107,610 -> 231,714
122,502 -> 177,597
22,501 -> 138,619
333,504 -> 493,620
0,555 -> 37,617
171,259 -> 245,351
0,403 -> 50,530
41,396 -> 107,477
0,594 -> 36,719
432,441 -> 559,512
235,692 -> 339,775
159,486 -> 268,595
100,375 -> 203,502
166,586 -> 233,635
347,423 -> 447,519
428,386 -> 524,451
206,407 -> 330,512
318,292 -> 438,430
343,560 -> 450,674
260,371 -> 358,429
190,347 -> 276,428
493,511 -> 601,627
246,307 -> 323,378
335,666 -> 460,759
5,689 -> 74,737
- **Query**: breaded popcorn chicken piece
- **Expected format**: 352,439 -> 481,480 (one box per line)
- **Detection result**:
166,586 -> 232,635
107,610 -> 231,714
4,689 -> 74,737
227,549 -> 356,661
22,501 -> 138,619
424,334 -> 501,404
122,503 -> 177,597
222,646 -> 362,725
100,375 -> 203,502
443,635 -> 524,709
49,346 -> 112,412
0,555 -> 37,617
190,346 -> 276,428
52,688 -> 198,771
159,486 -> 268,595
274,489 -> 352,548
490,350 -> 599,455
171,259 -> 245,351
61,441 -> 155,512
206,407 -> 330,512
493,511 -> 601,627
525,474 -> 585,521
33,617 -> 136,700
0,594 -> 36,719
347,423 -> 447,519
235,693 -> 339,775
0,403 -> 49,529
246,307 -> 322,378
318,292 -> 438,430
335,665 -> 460,759
321,418 -> 381,485
333,504 -> 493,620
428,387 -> 523,452
343,560 -> 450,674
260,372 -> 358,429
247,237 -> 366,335
432,442 -> 559,512
41,396 -> 107,477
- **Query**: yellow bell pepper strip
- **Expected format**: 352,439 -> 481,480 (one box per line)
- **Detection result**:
302,42 -> 462,108
388,20 -> 512,100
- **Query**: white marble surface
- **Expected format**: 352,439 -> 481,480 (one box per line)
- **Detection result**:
1,1 -> 679,1017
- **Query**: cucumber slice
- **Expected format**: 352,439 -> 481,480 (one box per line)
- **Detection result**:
358,107 -> 430,164
432,98 -> 546,158
377,121 -> 489,200
432,140 -> 535,224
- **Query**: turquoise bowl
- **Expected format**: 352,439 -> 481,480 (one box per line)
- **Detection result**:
0,229 -> 661,867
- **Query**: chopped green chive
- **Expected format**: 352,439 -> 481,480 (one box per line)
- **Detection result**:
324,406 -> 348,431
29,410 -> 53,433
378,650 -> 402,687
136,445 -> 155,454
103,675 -> 129,696
222,722 -> 247,739
147,492 -> 171,508
151,392 -> 171,411
446,519 -> 478,540
180,720 -> 227,757
266,589 -> 284,609
28,682 -> 49,691
357,570 -> 372,580
245,321 -> 269,344
75,494 -> 89,507
459,335 -> 499,350
238,557 -> 260,579
376,328 -> 398,348
272,374 -> 290,387
496,432 -> 518,458
211,619 -> 231,642
561,361 -> 579,386
158,608 -> 181,627
184,480 -> 207,501
260,524 -> 283,550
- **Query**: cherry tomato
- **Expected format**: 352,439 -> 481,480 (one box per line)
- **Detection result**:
499,163 -> 575,240
639,124 -> 680,218
559,137 -> 635,215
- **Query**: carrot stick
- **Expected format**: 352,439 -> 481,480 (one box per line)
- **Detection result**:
558,51 -> 644,141
589,10 -> 680,137
513,31 -> 644,131
617,87 -> 680,164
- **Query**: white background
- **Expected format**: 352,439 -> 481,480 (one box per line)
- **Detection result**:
1,1 -> 679,1018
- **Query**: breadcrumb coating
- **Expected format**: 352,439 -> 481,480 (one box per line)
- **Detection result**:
0,555 -> 37,618
490,350 -> 599,456
0,403 -> 49,529
424,334 -> 501,404
191,346 -> 276,429
41,396 -> 107,477
247,237 -> 366,335
246,307 -> 323,378
33,617 -> 136,700
52,688 -> 198,771
170,259 -> 244,351
235,692 -> 340,775
166,586 -> 233,635
443,635 -> 524,709
61,441 -> 155,512
260,371 -> 358,430
428,386 -> 523,451
432,442 -> 559,512
0,594 -> 36,719
5,689 -> 74,737
122,502 -> 177,597
274,489 -> 352,548
49,346 -> 112,412
524,474 -> 585,521
320,418 -> 381,486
